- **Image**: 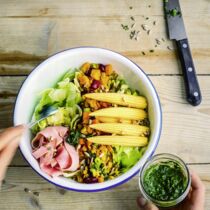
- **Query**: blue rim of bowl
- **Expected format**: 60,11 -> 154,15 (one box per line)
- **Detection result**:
13,46 -> 162,192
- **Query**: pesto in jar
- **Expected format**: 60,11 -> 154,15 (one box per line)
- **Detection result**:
143,160 -> 188,201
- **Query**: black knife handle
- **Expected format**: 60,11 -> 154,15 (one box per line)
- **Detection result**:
176,39 -> 202,106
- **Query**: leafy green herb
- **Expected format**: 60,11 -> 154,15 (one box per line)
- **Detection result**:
143,161 -> 187,201
67,130 -> 81,146
167,8 -> 181,17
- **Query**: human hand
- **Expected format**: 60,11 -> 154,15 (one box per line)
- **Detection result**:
137,170 -> 205,210
0,125 -> 25,186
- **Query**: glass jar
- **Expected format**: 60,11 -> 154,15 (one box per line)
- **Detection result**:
139,153 -> 191,208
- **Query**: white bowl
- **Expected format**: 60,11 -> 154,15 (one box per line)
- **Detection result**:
14,47 -> 162,192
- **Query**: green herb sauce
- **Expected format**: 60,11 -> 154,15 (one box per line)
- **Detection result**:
143,161 -> 187,201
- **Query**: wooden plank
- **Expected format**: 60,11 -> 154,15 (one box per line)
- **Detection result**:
1,75 -> 210,103
0,15 -> 210,75
1,76 -> 210,165
0,0 -> 209,17
0,165 -> 209,210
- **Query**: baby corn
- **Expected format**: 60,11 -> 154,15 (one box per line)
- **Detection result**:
87,136 -> 148,147
89,107 -> 147,120
96,117 -> 119,123
90,123 -> 149,136
84,93 -> 147,109
97,117 -> 132,124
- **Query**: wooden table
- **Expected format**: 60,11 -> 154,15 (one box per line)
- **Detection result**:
0,0 -> 210,209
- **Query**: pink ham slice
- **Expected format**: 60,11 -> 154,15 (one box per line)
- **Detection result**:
63,142 -> 79,171
40,157 -> 62,177
55,145 -> 72,169
32,146 -> 48,159
31,126 -> 68,149
31,126 -> 79,177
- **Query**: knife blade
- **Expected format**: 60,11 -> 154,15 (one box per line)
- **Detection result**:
164,0 -> 202,106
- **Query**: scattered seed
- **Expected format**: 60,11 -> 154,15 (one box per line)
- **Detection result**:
58,188 -> 67,195
155,38 -> 161,45
167,46 -> 173,50
147,30 -> 151,35
130,30 -> 140,40
135,33 -> 140,41
141,51 -> 146,56
150,49 -> 154,53
84,152 -> 91,157
29,197 -> 41,209
155,45 -> 158,47
141,24 -> 149,31
153,21 -> 156,25
33,192 -> 40,197
121,24 -> 129,31
148,5 -> 151,8
129,6 -> 133,10
162,38 -> 165,42
145,17 -> 149,20
24,188 -> 29,193
130,16 -> 135,21
130,30 -> 135,39
131,23 -> 136,28
24,188 -> 30,193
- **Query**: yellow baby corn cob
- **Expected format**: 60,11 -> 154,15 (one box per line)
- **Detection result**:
119,119 -> 132,124
89,123 -> 149,136
84,93 -> 147,109
89,107 -> 147,120
87,136 -> 148,147
96,117 -> 119,123
97,117 -> 132,124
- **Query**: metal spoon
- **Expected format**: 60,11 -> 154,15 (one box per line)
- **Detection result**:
28,106 -> 59,128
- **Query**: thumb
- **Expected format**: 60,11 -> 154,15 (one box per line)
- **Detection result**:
136,196 -> 159,210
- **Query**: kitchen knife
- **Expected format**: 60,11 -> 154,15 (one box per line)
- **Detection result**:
164,0 -> 202,106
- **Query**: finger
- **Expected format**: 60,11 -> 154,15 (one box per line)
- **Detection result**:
0,136 -> 19,182
136,196 -> 159,210
190,170 -> 205,206
0,125 -> 25,150
191,170 -> 204,190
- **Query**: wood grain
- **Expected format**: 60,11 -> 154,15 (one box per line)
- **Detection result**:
0,1 -> 210,209
0,1 -> 210,75
0,165 -> 209,210
0,0 -> 209,17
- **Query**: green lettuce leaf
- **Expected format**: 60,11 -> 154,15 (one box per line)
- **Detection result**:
32,106 -> 81,133
114,146 -> 146,172
32,68 -> 82,132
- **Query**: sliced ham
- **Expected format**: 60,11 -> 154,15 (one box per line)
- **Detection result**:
63,142 -> 79,172
31,126 -> 68,149
31,126 -> 79,177
40,157 -> 62,177
32,146 -> 48,159
55,145 -> 72,169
